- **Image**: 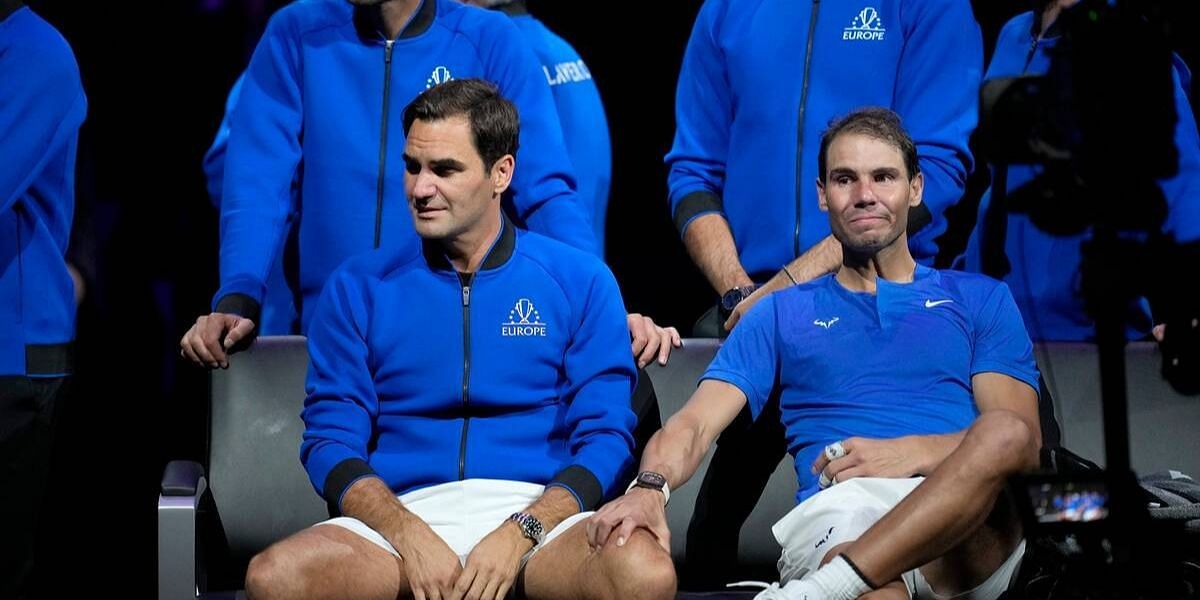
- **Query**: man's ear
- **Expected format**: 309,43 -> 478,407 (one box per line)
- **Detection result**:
909,171 -> 924,208
492,154 -> 515,196
816,177 -> 829,213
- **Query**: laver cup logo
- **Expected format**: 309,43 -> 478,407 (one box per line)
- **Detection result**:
503,298 -> 547,337
843,7 -> 886,41
426,66 -> 453,89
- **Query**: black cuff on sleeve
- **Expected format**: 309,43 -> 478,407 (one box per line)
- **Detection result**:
549,465 -> 604,511
214,293 -> 262,351
673,191 -> 724,237
907,202 -> 932,234
323,458 -> 376,517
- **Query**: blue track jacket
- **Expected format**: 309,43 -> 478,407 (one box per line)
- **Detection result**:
213,0 -> 597,332
666,0 -> 981,278
0,7 -> 86,377
301,218 -> 636,514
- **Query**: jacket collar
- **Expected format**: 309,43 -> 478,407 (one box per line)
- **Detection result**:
422,213 -> 516,273
354,0 -> 437,42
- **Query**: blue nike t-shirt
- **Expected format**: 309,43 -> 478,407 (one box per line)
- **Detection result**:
703,265 -> 1040,502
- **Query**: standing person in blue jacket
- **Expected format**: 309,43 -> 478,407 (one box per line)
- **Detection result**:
666,0 -> 983,584
182,0 -> 680,371
243,79 -> 676,600
0,1 -> 87,597
590,108 -> 1040,600
463,0 -> 612,258
202,74 -> 301,336
959,0 -> 1200,342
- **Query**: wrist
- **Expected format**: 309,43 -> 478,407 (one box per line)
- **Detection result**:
501,518 -> 537,550
625,471 -> 670,506
905,435 -> 936,475
507,512 -> 546,547
718,284 -> 761,321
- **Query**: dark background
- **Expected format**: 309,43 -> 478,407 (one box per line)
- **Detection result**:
20,0 -> 1200,596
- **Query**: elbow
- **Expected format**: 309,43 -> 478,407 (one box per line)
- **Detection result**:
975,410 -> 1041,473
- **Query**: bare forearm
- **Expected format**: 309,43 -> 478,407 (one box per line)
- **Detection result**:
524,485 -> 584,532
783,235 -> 842,283
683,213 -> 753,294
341,476 -> 417,538
909,431 -> 966,475
637,414 -> 712,492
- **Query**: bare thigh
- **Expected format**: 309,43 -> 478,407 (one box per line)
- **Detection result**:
245,523 -> 411,600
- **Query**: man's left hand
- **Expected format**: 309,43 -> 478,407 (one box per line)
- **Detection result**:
450,521 -> 531,600
810,437 -> 926,487
723,272 -> 789,331
628,313 -> 682,368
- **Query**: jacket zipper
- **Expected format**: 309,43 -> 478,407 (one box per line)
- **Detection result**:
1022,37 -> 1039,74
457,271 -> 474,480
374,40 -> 395,249
793,0 -> 822,259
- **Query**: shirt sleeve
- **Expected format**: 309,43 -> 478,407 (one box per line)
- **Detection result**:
701,294 -> 780,420
970,281 -> 1040,394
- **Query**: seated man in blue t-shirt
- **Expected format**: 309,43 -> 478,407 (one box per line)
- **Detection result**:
589,108 -> 1042,600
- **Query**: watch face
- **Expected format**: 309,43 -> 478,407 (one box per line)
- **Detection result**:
721,289 -> 745,311
638,471 -> 667,489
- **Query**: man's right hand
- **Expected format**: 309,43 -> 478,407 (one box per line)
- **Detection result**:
390,517 -> 464,600
179,313 -> 256,368
586,487 -> 670,552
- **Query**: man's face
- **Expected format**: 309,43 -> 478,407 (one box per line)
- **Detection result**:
403,116 -> 512,242
817,132 -> 923,254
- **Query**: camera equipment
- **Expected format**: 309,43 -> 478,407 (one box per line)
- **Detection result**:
979,1 -> 1200,597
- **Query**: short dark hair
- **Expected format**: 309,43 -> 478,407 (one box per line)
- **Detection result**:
402,78 -> 519,169
817,107 -> 919,183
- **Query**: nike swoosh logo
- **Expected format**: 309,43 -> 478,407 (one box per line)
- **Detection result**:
924,299 -> 954,308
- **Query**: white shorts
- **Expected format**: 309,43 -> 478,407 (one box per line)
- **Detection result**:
772,477 -> 1024,599
319,479 -> 591,566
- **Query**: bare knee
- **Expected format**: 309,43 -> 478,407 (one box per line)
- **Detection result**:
245,543 -> 304,600
969,410 -> 1038,472
599,530 -> 676,600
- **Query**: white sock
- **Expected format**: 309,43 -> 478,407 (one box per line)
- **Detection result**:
804,555 -> 873,600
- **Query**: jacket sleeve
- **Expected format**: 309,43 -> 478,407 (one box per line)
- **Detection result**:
300,268 -> 381,516
893,0 -> 982,260
211,13 -> 303,318
663,0 -> 732,238
0,37 -> 85,216
1160,57 -> 1200,243
201,74 -> 246,209
547,266 -> 637,511
480,18 -> 599,256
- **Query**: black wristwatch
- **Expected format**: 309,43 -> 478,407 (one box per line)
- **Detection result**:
718,285 -> 760,323
625,471 -> 671,505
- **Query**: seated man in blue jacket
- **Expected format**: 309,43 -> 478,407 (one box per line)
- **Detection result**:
243,79 -> 676,600
591,109 -> 1040,600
